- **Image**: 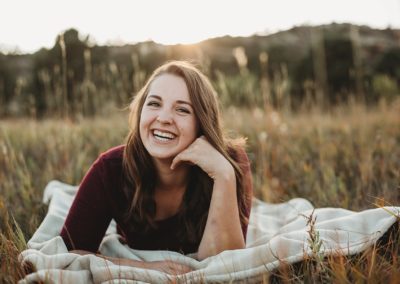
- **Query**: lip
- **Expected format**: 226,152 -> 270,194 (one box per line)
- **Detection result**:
151,128 -> 178,136
150,128 -> 178,145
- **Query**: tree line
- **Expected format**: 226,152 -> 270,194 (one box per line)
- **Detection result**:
0,24 -> 399,118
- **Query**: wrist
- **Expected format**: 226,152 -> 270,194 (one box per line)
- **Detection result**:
214,165 -> 235,183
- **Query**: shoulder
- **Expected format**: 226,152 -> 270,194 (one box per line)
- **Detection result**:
235,146 -> 250,164
227,144 -> 251,171
99,145 -> 125,161
92,145 -> 125,176
90,145 -> 126,194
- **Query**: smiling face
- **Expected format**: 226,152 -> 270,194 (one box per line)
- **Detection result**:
139,73 -> 199,162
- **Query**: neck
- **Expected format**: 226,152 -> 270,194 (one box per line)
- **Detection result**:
153,158 -> 190,190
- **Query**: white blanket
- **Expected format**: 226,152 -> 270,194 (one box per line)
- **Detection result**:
19,180 -> 399,283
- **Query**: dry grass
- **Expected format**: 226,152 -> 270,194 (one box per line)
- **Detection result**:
0,100 -> 399,283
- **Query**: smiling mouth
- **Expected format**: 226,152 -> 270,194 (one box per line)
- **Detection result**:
152,130 -> 177,142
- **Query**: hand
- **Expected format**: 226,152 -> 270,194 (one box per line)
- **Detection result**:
103,256 -> 192,275
170,136 -> 234,180
143,260 -> 193,275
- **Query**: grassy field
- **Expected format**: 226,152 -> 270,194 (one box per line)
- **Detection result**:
0,100 -> 399,282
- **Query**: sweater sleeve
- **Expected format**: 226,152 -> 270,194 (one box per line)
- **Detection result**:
60,156 -> 113,252
237,148 -> 253,241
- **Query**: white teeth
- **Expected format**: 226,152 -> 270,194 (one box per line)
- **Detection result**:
154,136 -> 170,142
153,130 -> 176,140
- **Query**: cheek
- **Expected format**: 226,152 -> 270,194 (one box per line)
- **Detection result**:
180,119 -> 199,140
140,111 -> 153,126
139,113 -> 151,137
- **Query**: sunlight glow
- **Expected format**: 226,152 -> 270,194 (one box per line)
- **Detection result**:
1,0 -> 399,53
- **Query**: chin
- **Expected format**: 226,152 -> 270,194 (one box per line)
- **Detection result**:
147,149 -> 178,160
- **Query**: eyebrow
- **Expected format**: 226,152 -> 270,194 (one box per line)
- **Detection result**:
148,94 -> 193,108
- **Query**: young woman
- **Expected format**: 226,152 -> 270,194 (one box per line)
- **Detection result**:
60,61 -> 253,274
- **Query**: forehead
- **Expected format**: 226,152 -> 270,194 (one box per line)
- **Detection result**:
148,73 -> 190,101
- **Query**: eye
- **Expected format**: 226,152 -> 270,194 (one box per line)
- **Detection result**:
177,107 -> 191,114
147,101 -> 160,107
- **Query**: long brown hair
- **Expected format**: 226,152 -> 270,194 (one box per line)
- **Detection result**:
122,61 -> 249,244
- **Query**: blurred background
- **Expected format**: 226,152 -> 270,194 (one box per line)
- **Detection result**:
0,0 -> 399,118
1,2 -> 400,281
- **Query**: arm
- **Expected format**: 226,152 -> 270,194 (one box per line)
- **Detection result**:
171,137 -> 249,260
197,168 -> 245,260
60,157 -> 113,252
71,250 -> 192,274
236,148 -> 253,241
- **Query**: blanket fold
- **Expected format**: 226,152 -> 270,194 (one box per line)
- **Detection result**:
18,180 -> 399,283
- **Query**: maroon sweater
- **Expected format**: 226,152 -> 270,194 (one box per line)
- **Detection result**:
60,145 -> 253,254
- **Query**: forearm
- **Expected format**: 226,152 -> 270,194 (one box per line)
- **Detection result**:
70,250 -> 192,274
70,250 -> 146,268
197,172 -> 245,260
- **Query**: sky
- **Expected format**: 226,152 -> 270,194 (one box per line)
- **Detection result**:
1,0 -> 400,54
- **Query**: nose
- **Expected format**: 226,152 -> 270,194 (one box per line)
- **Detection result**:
156,109 -> 173,124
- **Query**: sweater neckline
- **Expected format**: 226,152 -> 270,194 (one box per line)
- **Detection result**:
155,212 -> 179,223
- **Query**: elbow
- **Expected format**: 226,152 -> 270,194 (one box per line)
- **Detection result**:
230,239 -> 246,252
198,250 -> 214,261
197,239 -> 245,261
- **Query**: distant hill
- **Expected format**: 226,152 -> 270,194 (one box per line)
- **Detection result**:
105,23 -> 400,72
1,23 -> 399,117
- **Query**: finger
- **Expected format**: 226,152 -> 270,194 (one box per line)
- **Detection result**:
170,151 -> 192,170
180,264 -> 193,273
170,154 -> 181,170
167,263 -> 193,275
175,263 -> 192,273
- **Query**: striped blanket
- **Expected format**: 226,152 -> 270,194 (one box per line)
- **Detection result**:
19,180 -> 399,283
